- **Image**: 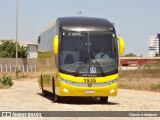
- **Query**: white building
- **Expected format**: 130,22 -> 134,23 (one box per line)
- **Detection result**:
19,42 -> 38,58
148,36 -> 159,57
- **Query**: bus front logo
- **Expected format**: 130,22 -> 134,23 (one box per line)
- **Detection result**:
88,83 -> 92,87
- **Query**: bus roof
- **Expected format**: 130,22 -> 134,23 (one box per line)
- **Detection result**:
57,17 -> 115,32
40,20 -> 56,34
41,17 -> 115,34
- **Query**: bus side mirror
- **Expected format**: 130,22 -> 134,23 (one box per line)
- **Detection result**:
117,36 -> 125,55
38,36 -> 40,44
54,35 -> 59,54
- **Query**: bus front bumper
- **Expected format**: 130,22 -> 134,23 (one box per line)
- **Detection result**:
55,81 -> 118,97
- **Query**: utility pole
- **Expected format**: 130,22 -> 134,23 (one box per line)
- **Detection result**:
16,0 -> 19,78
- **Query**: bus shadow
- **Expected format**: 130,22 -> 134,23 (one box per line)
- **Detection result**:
37,92 -> 119,105
60,97 -> 119,105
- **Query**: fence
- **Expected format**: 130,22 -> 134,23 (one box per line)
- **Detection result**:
0,58 -> 54,73
0,64 -> 37,73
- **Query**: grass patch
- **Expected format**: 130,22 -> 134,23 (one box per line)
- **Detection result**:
0,84 -> 3,89
119,69 -> 160,78
119,69 -> 160,92
118,78 -> 152,91
0,72 -> 40,80
150,83 -> 160,92
0,76 -> 13,87
0,83 -> 10,89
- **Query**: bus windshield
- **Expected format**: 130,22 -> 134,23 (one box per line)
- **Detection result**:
60,31 -> 118,76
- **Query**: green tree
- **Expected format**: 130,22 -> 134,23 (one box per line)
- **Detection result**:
124,53 -> 137,57
0,41 -> 28,58
18,45 -> 28,58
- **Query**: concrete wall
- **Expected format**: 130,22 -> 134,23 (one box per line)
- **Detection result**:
0,58 -> 37,66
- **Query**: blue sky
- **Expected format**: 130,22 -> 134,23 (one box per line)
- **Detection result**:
0,0 -> 160,56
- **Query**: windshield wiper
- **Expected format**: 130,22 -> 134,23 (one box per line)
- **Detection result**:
74,63 -> 85,76
74,55 -> 89,76
92,59 -> 105,76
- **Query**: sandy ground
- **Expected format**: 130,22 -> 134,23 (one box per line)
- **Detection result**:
0,78 -> 160,120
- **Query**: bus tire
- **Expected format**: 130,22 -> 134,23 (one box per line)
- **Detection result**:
42,88 -> 47,96
41,76 -> 47,96
52,78 -> 62,102
52,78 -> 55,94
54,94 -> 61,102
100,97 -> 108,104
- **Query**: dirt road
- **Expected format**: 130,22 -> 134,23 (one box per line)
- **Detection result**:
0,79 -> 160,120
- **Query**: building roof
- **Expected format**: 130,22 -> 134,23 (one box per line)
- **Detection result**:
0,39 -> 16,43
0,40 -> 38,46
19,42 -> 38,46
120,57 -> 160,60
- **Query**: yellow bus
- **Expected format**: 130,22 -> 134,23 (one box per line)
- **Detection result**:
38,17 -> 125,103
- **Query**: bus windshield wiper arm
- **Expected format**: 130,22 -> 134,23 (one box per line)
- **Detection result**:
74,62 -> 85,76
74,55 -> 89,76
93,59 -> 105,76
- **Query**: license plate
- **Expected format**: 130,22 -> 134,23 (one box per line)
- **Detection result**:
85,90 -> 95,94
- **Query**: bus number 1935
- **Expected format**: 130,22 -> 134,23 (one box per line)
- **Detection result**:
84,78 -> 96,83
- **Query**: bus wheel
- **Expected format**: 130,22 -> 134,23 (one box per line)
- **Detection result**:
42,88 -> 47,96
41,78 -> 47,96
54,94 -> 61,102
100,97 -> 108,104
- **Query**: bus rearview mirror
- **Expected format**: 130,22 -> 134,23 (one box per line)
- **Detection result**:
54,35 -> 59,54
117,36 -> 125,55
38,36 -> 40,44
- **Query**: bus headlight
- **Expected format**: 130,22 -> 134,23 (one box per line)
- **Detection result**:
63,88 -> 69,93
110,89 -> 115,93
58,77 -> 74,84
